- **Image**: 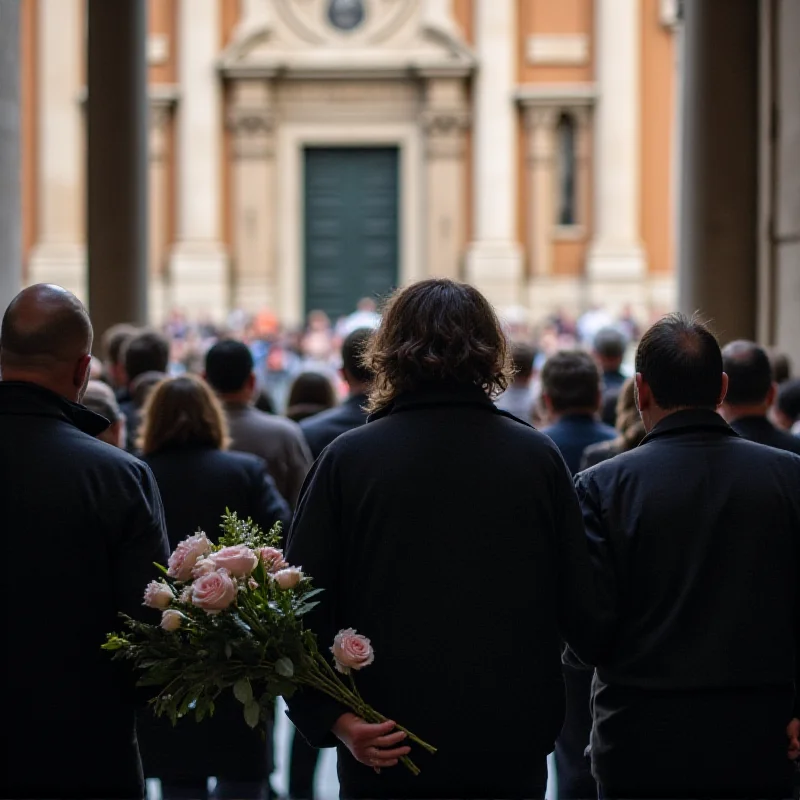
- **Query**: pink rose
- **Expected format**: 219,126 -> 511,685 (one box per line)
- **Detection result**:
258,547 -> 288,573
143,580 -> 173,610
191,555 -> 218,579
161,609 -> 183,631
331,628 -> 375,674
273,567 -> 303,590
167,532 -> 212,581
213,545 -> 258,577
192,568 -> 237,613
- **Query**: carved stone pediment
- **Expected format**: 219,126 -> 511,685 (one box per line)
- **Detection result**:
219,0 -> 475,79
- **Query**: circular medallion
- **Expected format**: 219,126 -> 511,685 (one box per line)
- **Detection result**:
327,0 -> 365,31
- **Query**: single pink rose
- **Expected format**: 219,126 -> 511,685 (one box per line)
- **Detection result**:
142,580 -> 173,610
191,568 -> 237,612
213,545 -> 258,577
258,547 -> 288,573
167,532 -> 212,581
161,609 -> 183,631
331,628 -> 375,674
273,567 -> 303,590
191,555 -> 218,579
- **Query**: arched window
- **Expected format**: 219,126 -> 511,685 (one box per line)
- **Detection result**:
556,113 -> 577,226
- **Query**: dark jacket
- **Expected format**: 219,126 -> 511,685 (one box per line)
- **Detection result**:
542,414 -> 617,475
299,392 -> 369,459
580,437 -> 624,469
729,414 -> 800,456
285,383 -> 604,799
137,445 -> 291,782
574,410 -> 800,786
144,446 -> 291,549
0,382 -> 169,799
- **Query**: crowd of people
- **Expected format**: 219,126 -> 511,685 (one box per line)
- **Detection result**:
2,279 -> 800,800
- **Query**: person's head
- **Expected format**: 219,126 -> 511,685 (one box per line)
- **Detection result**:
138,374 -> 229,456
773,379 -> 800,431
614,378 -> 647,452
0,284 -> 93,403
123,329 -> 169,386
82,380 -> 126,448
101,323 -> 138,389
205,339 -> 256,403
540,350 -> 602,420
769,350 -> 792,385
719,340 -> 775,422
341,327 -> 374,394
363,279 -> 511,413
634,313 -> 727,432
509,342 -> 536,386
286,372 -> 337,422
593,326 -> 627,373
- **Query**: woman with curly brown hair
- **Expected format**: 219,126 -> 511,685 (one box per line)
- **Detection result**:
284,279 -> 602,799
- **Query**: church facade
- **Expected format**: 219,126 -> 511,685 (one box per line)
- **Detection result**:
19,0 -> 678,327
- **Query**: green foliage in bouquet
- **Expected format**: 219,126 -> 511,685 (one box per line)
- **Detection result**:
104,512 -> 434,775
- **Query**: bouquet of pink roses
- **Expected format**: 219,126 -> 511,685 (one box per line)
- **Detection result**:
104,512 -> 434,774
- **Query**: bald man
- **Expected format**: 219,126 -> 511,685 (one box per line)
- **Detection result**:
0,285 -> 169,799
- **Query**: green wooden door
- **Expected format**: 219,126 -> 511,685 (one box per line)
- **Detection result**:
304,147 -> 399,320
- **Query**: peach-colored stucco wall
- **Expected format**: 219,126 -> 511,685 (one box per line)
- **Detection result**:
640,0 -> 675,275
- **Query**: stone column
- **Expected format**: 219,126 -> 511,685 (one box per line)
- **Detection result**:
169,0 -> 228,321
421,77 -> 470,281
678,0 -> 758,342
148,93 -> 176,325
0,0 -> 21,312
522,105 -> 557,277
465,0 -> 523,308
86,0 -> 149,334
28,0 -> 86,298
228,79 -> 277,313
586,0 -> 646,292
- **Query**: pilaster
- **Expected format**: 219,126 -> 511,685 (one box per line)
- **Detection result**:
421,77 -> 470,281
227,79 -> 278,312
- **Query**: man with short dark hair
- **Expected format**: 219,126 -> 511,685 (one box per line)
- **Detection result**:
300,328 -> 374,460
593,326 -> 628,426
101,322 -> 138,396
720,340 -> 800,455
119,328 -> 170,451
541,349 -> 616,799
575,313 -> 800,798
496,342 -> 537,422
541,350 -> 617,475
205,339 -> 312,508
0,285 -> 169,799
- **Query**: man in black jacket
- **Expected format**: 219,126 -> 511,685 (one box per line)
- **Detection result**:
0,285 -> 170,799
720,340 -> 800,455
300,327 -> 373,460
575,313 -> 800,798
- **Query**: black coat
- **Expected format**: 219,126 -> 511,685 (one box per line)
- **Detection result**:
574,409 -> 800,793
0,382 -> 169,799
299,392 -> 369,459
285,383 -> 604,799
729,414 -> 800,456
137,446 -> 292,781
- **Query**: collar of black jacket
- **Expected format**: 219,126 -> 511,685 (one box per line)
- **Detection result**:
0,380 -> 110,437
641,407 -> 738,444
367,381 -> 498,422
